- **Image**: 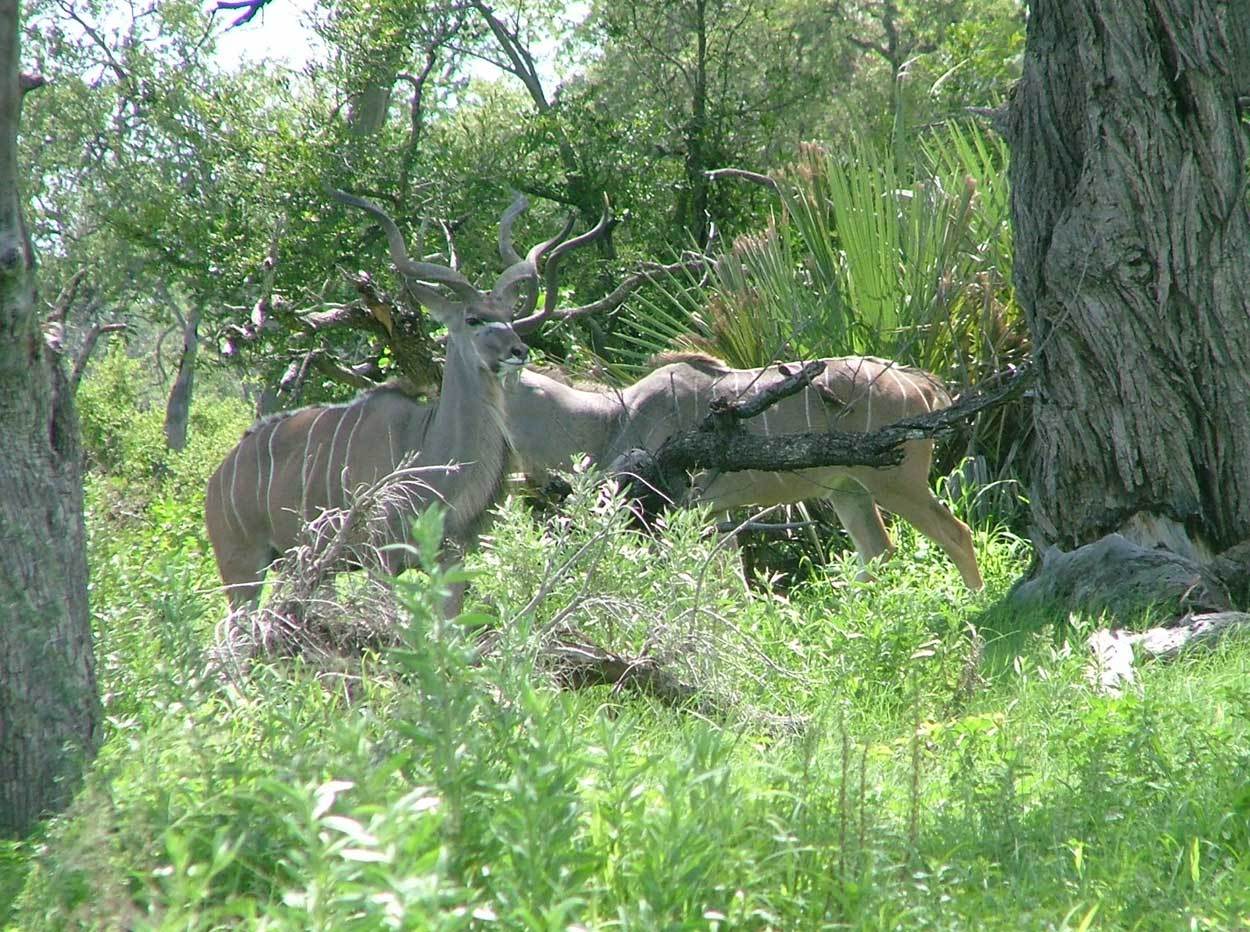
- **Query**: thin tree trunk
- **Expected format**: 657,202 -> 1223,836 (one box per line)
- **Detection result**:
683,0 -> 710,247
1005,0 -> 1250,563
0,0 -> 100,837
164,306 -> 201,452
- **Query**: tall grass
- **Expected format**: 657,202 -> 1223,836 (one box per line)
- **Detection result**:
8,394 -> 1250,929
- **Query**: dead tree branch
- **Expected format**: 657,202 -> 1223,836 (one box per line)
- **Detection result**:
611,364 -> 1034,517
540,634 -> 702,705
705,167 -> 778,192
214,0 -> 274,28
69,323 -> 128,393
1089,612 -> 1250,695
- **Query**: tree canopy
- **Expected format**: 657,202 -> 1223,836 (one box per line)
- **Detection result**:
21,0 -> 1023,406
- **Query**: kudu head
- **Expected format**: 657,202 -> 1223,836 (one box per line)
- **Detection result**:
331,189 -> 572,377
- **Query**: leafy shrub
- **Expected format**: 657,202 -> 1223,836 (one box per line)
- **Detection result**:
76,345 -> 167,480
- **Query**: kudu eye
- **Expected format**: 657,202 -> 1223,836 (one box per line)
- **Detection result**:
465,315 -> 484,327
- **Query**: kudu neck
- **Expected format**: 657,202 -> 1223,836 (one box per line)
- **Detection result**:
434,336 -> 508,451
506,369 -> 625,468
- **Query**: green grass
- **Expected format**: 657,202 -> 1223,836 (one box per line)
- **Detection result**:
5,394 -> 1250,930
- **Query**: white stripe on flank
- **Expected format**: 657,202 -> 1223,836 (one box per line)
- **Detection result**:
213,463 -> 233,536
342,400 -> 370,493
885,365 -> 912,415
300,407 -> 334,518
325,403 -> 354,510
253,429 -> 265,518
227,445 -> 245,535
264,419 -> 281,528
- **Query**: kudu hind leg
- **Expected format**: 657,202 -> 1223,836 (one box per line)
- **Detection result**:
856,475 -> 983,591
215,542 -> 279,612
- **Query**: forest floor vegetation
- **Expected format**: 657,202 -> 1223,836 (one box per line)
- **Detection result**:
4,381 -> 1250,930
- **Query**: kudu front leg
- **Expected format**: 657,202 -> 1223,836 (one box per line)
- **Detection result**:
825,487 -> 894,583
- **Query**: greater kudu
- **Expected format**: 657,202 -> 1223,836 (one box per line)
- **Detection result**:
502,351 -> 983,590
205,190 -> 572,615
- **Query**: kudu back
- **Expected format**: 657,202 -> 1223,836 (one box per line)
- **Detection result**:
205,190 -> 573,615
503,352 -> 982,590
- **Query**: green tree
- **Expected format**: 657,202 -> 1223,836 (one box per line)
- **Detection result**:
580,0 -> 828,247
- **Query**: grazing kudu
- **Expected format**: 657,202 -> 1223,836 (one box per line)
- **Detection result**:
205,190 -> 572,616
503,348 -> 983,590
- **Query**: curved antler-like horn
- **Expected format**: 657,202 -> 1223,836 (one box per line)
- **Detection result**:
513,196 -> 614,334
497,193 -> 530,267
491,193 -> 578,316
330,189 -> 480,305
493,215 -> 577,315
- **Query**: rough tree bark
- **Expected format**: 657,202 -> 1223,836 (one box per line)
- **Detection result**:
164,305 -> 201,452
0,0 -> 100,837
1004,0 -> 1250,608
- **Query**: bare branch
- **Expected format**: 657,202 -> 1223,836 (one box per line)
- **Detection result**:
309,352 -> 382,390
46,268 -> 87,328
298,302 -> 373,333
542,634 -> 701,706
214,0 -> 274,29
701,361 -> 824,431
705,167 -> 778,192
56,1 -> 131,86
69,323 -> 127,393
469,0 -> 550,110
845,34 -> 890,59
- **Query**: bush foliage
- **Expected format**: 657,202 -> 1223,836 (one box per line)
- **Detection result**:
6,368 -> 1250,928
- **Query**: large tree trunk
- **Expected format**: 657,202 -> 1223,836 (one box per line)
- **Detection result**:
1005,0 -> 1250,575
0,0 -> 100,836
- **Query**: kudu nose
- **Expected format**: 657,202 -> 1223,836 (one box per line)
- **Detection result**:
509,343 -> 529,365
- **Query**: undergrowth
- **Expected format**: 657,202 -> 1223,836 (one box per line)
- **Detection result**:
5,376 -> 1250,929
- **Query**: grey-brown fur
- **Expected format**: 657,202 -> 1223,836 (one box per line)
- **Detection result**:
205,190 -> 548,616
503,354 -> 982,589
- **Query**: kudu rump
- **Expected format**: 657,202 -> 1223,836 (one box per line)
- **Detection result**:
503,350 -> 983,591
205,190 -> 583,615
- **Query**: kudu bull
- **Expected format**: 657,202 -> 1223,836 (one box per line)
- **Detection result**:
205,190 -> 582,615
506,274 -> 982,589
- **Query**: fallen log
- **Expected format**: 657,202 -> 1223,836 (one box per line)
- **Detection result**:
1088,611 -> 1250,695
1007,533 -> 1231,623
